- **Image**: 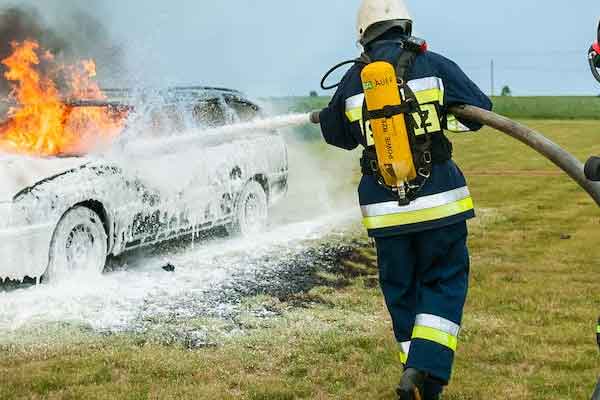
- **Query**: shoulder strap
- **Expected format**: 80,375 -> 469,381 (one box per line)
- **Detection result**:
357,52 -> 372,65
394,41 -> 433,142
394,45 -> 419,83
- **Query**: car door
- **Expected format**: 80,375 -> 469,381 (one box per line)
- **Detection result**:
175,96 -> 234,230
124,102 -> 207,246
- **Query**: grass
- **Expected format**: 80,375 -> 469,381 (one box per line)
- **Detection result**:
1,119 -> 600,399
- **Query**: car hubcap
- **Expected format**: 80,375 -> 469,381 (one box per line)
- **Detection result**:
243,193 -> 265,232
65,224 -> 96,271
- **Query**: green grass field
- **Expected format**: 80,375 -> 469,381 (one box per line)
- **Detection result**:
1,118 -> 600,399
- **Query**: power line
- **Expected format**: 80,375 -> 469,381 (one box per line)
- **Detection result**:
445,50 -> 583,57
461,64 -> 587,73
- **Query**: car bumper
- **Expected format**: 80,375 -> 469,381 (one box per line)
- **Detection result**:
0,203 -> 54,280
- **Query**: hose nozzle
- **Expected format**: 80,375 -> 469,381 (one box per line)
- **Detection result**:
309,110 -> 321,124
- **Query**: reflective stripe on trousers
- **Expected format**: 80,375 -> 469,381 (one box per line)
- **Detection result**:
361,187 -> 474,229
412,314 -> 460,351
399,341 -> 411,364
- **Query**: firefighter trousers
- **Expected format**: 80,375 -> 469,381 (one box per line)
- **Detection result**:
375,221 -> 470,385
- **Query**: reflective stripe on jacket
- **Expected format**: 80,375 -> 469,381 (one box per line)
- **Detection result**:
319,34 -> 492,237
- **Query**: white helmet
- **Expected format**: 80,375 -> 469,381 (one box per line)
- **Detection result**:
357,0 -> 413,45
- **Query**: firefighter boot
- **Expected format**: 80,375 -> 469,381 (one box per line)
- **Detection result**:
423,377 -> 443,400
397,368 -> 426,400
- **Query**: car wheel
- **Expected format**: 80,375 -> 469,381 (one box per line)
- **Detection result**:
44,206 -> 108,283
227,180 -> 268,236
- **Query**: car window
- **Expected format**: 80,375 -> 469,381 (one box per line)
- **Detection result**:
229,100 -> 259,122
142,104 -> 186,136
193,99 -> 228,127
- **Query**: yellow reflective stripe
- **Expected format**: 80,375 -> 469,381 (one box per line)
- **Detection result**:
412,103 -> 441,136
398,341 -> 411,365
414,88 -> 443,105
399,351 -> 408,364
447,114 -> 471,132
363,197 -> 474,229
412,326 -> 458,351
407,77 -> 444,102
345,107 -> 363,123
597,324 -> 600,334
345,94 -> 364,123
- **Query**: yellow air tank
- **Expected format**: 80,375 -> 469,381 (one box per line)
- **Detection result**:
361,61 -> 416,193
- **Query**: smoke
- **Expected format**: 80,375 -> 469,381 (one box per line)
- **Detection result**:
0,3 -> 124,96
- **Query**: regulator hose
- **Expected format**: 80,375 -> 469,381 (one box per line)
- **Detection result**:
320,59 -> 368,90
449,105 -> 600,206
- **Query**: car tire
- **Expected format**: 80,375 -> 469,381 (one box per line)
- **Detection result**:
43,206 -> 108,283
227,180 -> 268,236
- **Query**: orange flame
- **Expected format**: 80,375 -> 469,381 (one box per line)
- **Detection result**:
0,40 -> 127,157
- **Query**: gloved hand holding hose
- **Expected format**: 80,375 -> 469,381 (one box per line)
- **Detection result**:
309,110 -> 321,125
586,157 -> 600,182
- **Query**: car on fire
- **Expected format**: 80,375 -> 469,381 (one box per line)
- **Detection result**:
0,87 -> 288,282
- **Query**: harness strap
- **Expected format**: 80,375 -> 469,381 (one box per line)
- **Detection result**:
366,101 -> 418,120
395,49 -> 418,84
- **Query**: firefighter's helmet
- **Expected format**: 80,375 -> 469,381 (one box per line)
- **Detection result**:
357,0 -> 413,46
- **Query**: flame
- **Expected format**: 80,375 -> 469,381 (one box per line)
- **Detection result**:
0,40 -> 127,157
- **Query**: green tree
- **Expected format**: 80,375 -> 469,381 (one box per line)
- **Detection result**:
501,85 -> 512,97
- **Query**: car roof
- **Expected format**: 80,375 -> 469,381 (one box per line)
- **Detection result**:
101,86 -> 248,104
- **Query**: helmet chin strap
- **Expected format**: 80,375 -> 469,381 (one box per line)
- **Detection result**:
360,20 -> 412,47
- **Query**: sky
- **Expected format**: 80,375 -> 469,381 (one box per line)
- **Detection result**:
5,0 -> 600,98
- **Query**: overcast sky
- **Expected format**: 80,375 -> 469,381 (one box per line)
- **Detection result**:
6,0 -> 600,97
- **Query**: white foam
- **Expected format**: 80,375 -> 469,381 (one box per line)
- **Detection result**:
0,209 -> 358,334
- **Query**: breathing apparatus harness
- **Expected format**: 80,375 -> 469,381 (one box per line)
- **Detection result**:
321,36 -> 452,204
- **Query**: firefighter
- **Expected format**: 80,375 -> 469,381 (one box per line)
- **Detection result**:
312,1 -> 492,398
587,21 -> 600,181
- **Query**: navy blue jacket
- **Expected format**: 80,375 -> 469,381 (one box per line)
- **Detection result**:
319,36 -> 493,237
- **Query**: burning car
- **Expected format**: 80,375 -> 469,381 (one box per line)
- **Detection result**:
0,41 -> 288,282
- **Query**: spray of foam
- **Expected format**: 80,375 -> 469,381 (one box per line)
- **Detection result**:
112,108 -> 359,220
125,113 -> 313,151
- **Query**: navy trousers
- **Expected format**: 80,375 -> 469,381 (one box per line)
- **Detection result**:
375,221 -> 470,384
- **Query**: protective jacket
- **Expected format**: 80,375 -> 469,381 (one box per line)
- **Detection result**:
318,34 -> 492,237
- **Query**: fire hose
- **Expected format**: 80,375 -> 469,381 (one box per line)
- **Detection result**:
448,105 -> 600,206
310,105 -> 600,206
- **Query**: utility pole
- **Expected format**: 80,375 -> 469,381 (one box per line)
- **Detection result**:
490,59 -> 495,97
